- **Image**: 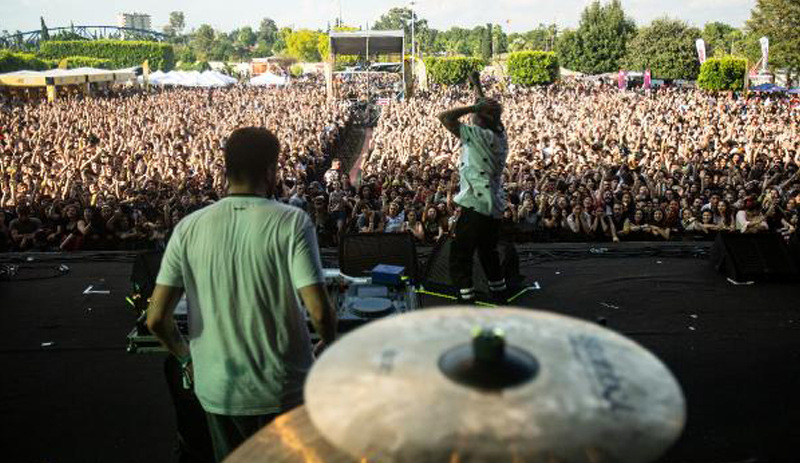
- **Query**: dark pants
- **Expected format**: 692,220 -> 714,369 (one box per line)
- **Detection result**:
163,357 -> 214,463
205,412 -> 279,462
450,208 -> 505,299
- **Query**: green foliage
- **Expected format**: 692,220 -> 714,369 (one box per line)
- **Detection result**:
258,18 -> 278,46
290,64 -> 304,77
424,56 -> 485,85
492,25 -> 508,55
59,56 -> 112,69
702,22 -> 740,57
40,17 -> 50,42
175,60 -> 211,71
191,24 -> 216,60
317,33 -> 330,60
624,18 -> 701,80
556,0 -> 636,74
0,50 -> 53,72
163,11 -> 186,40
697,56 -> 747,91
286,29 -> 325,62
373,7 -> 430,55
175,61 -> 196,71
481,23 -> 493,61
747,0 -> 800,78
508,24 -> 557,53
507,51 -> 559,86
39,40 -> 175,71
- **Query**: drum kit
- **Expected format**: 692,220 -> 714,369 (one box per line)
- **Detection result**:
226,307 -> 686,463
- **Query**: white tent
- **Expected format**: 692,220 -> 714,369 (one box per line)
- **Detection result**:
249,72 -> 288,86
140,70 -> 236,87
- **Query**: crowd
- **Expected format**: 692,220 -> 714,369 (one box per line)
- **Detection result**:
360,82 -> 799,244
1,78 -> 799,252
0,82 -> 352,251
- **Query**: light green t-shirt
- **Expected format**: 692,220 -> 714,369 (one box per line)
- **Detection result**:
156,196 -> 324,415
455,124 -> 508,218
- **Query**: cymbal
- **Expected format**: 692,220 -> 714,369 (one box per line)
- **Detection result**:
306,307 -> 686,463
223,406 -> 354,463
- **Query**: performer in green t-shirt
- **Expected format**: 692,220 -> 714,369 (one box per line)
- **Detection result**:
147,127 -> 337,462
437,72 -> 509,303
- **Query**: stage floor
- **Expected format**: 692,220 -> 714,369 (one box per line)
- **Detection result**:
1,244 -> 798,463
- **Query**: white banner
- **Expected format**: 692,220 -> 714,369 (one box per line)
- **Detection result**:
759,36 -> 769,72
695,39 -> 706,64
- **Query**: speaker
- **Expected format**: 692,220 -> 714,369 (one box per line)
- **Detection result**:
710,233 -> 799,282
339,232 -> 419,280
421,238 -> 522,297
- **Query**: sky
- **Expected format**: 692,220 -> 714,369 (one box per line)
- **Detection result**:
1,0 -> 757,35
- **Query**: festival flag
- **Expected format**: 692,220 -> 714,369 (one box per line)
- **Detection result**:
695,39 -> 706,64
644,68 -> 651,90
759,37 -> 769,72
618,69 -> 627,90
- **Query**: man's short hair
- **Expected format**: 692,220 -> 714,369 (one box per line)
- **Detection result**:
224,127 -> 280,185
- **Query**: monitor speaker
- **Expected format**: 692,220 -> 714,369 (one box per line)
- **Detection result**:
710,233 -> 799,282
339,232 -> 419,280
421,238 -> 522,297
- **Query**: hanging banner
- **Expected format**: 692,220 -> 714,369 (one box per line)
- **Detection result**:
644,68 -> 651,89
618,69 -> 627,90
695,39 -> 706,64
759,36 -> 769,72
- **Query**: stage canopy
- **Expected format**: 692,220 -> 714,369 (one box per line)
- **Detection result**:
0,67 -> 136,88
329,30 -> 404,56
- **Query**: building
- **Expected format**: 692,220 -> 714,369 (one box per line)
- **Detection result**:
117,13 -> 152,31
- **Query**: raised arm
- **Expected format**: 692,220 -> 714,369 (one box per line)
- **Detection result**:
438,104 -> 477,138
468,71 -> 485,100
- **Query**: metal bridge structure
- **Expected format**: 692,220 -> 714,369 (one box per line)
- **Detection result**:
0,26 -> 168,50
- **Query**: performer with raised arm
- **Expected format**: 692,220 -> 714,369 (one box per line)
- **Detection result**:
437,71 -> 509,304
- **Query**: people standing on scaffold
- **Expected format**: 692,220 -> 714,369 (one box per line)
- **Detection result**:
437,71 -> 508,304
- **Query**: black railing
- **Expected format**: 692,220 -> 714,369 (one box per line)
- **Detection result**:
0,26 -> 168,50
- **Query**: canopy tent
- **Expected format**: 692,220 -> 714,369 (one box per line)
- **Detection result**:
249,72 -> 287,86
789,88 -> 800,94
0,67 -> 136,87
0,67 -> 137,101
139,70 -> 237,87
750,82 -> 787,92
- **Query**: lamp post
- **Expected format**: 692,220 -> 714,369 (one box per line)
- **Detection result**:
410,0 -> 416,62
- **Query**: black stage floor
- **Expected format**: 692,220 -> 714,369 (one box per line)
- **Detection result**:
1,244 -> 799,463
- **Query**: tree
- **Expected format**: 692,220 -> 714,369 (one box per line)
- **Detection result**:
258,18 -> 278,46
555,29 -> 582,69
435,27 -> 472,56
747,0 -> 800,82
509,24 -> 557,52
697,57 -> 747,91
373,7 -> 429,55
273,27 -> 293,55
492,24 -> 508,55
624,18 -> 701,80
237,26 -> 256,48
556,0 -> 636,74
191,24 -> 216,60
286,29 -> 324,62
702,22 -> 738,57
40,17 -> 50,42
481,23 -> 493,61
507,51 -> 560,85
318,33 -> 330,60
163,11 -> 186,39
